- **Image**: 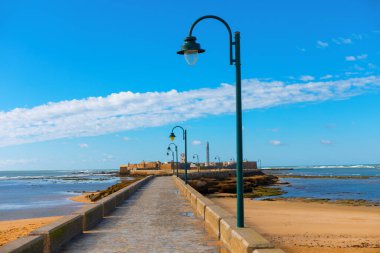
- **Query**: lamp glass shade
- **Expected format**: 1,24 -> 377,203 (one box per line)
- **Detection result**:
169,132 -> 176,141
184,50 -> 199,65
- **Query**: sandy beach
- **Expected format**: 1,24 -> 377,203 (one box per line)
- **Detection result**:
69,192 -> 95,203
0,216 -> 61,246
212,198 -> 380,253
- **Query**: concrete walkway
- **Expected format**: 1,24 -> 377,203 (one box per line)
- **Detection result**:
60,177 -> 226,253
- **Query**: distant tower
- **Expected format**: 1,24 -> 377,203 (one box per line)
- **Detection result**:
206,141 -> 210,166
180,153 -> 185,163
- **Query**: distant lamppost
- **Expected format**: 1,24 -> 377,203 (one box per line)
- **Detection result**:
168,143 -> 179,176
258,159 -> 262,169
193,154 -> 200,172
166,148 -> 175,174
169,126 -> 188,184
215,156 -> 221,171
177,15 -> 244,227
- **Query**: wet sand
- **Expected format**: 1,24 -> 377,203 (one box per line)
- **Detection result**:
0,216 -> 61,246
212,198 -> 380,253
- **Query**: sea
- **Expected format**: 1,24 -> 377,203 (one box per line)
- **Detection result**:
263,164 -> 380,203
1,165 -> 379,220
0,170 -> 124,220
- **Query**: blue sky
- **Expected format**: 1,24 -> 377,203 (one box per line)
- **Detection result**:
0,0 -> 379,170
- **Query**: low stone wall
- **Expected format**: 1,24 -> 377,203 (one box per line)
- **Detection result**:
1,175 -> 154,253
129,170 -> 172,176
31,214 -> 83,253
73,203 -> 103,231
0,235 -> 44,253
180,169 -> 264,180
173,176 -> 285,253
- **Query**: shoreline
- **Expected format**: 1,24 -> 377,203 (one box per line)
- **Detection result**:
69,192 -> 96,203
212,197 -> 380,253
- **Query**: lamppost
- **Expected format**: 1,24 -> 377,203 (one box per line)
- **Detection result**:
193,154 -> 200,172
177,15 -> 244,227
169,126 -> 188,184
215,156 -> 221,171
166,148 -> 175,175
168,143 -> 179,176
258,159 -> 262,169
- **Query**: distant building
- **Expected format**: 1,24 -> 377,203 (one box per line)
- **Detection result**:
120,161 -> 180,175
120,164 -> 128,175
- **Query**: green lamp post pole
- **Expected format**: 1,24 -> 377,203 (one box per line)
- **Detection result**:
166,149 -> 175,174
193,154 -> 200,172
168,143 -> 179,177
215,156 -> 221,171
169,126 -> 188,184
177,15 -> 244,227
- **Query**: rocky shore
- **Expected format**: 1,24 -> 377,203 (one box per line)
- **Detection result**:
74,176 -> 144,202
187,174 -> 285,198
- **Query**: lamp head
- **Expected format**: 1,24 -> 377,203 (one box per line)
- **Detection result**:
177,36 -> 205,65
167,146 -> 171,152
169,132 -> 176,141
166,152 -> 169,156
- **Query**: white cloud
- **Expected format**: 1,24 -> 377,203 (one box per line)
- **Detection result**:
192,140 -> 202,145
122,137 -> 130,141
102,154 -> 114,162
320,74 -> 333,80
346,54 -> 368,62
299,75 -> 315,82
368,63 -> 376,69
332,37 -> 352,45
321,139 -> 333,145
0,76 -> 379,148
269,140 -> 282,146
317,40 -> 329,48
352,33 -> 363,40
79,143 -> 89,148
345,72 -> 360,76
354,65 -> 365,71
357,54 -> 368,60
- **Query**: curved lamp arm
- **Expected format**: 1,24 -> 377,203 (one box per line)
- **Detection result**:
171,125 -> 185,140
168,142 -> 178,150
188,15 -> 234,65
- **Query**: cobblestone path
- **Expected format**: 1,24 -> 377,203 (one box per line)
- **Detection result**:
60,176 -> 226,253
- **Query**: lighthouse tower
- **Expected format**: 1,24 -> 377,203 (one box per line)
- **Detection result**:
206,141 -> 210,166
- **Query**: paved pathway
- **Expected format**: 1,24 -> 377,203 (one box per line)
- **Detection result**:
60,177 -> 226,253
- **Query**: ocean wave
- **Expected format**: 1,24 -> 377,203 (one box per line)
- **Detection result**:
0,199 -> 76,210
0,203 -> 31,210
0,169 -> 118,181
0,175 -> 46,180
294,164 -> 380,169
